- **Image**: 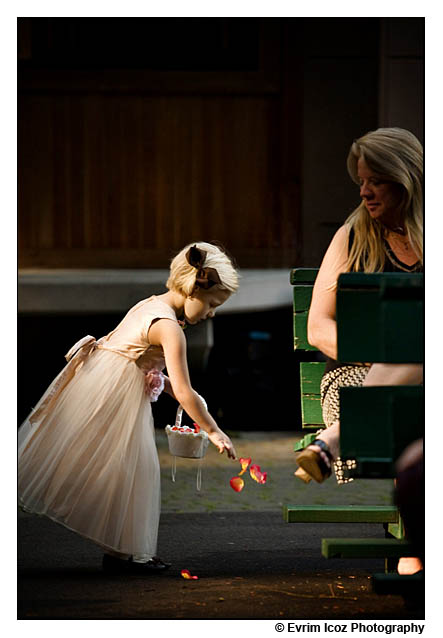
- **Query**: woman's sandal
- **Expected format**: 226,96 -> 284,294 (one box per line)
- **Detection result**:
295,439 -> 333,484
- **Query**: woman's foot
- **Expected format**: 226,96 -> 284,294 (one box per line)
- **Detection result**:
397,557 -> 423,575
295,440 -> 333,483
102,554 -> 171,574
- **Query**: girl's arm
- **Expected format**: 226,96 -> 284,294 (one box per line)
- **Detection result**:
307,225 -> 350,360
162,375 -> 176,400
148,318 -> 237,459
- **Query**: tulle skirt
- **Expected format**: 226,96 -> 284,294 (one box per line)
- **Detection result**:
18,348 -> 161,560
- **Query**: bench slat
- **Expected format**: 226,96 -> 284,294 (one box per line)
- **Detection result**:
291,268 -> 317,351
340,385 -> 423,478
300,362 -> 325,427
337,272 -> 423,363
292,286 -> 313,312
294,312 -> 316,350
284,505 -> 399,524
300,361 -> 325,389
301,396 -> 324,427
290,268 -> 319,285
322,538 -> 413,559
293,432 -> 319,451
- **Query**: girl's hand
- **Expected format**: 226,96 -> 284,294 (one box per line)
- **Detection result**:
207,430 -> 237,460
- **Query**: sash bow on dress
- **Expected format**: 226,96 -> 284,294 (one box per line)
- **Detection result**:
29,335 -> 103,424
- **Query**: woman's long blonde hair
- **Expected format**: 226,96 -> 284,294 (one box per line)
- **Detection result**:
167,241 -> 239,296
345,127 -> 423,272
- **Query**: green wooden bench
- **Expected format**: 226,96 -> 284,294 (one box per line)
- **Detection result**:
285,268 -> 405,527
291,268 -> 325,434
336,272 -> 423,364
285,269 -> 401,526
336,272 -> 424,480
284,268 -> 424,596
335,272 -> 423,594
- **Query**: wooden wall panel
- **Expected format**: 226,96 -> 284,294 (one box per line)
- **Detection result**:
18,18 -> 302,269
19,93 -> 295,267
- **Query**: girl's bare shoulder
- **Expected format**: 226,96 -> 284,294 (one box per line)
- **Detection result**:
148,315 -> 184,347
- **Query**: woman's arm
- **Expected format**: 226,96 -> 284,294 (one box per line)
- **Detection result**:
307,225 -> 350,359
148,318 -> 236,458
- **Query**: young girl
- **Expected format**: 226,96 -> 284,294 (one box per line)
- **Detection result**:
18,242 -> 238,574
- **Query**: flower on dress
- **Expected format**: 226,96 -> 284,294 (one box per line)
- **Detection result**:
144,369 -> 165,402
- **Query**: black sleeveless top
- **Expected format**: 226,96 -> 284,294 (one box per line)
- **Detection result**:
324,228 -> 422,374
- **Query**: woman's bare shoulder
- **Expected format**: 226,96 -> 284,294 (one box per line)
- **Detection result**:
321,223 -> 350,264
333,223 -> 351,242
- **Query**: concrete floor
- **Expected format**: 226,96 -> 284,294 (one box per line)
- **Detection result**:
17,431 -> 424,622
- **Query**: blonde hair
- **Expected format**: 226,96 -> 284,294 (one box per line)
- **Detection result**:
345,127 -> 423,272
166,241 -> 239,296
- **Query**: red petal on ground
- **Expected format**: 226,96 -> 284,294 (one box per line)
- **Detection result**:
249,464 -> 267,484
181,569 -> 198,580
230,476 -> 245,492
238,457 -> 251,475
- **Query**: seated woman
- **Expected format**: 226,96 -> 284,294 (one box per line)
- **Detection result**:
295,127 -> 423,486
294,127 -> 423,576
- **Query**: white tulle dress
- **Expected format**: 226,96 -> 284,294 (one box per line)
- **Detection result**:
18,296 -> 178,561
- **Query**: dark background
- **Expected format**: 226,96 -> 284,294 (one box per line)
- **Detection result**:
18,17 -> 424,430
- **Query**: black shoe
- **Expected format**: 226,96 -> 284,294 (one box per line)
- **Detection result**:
102,554 -> 171,574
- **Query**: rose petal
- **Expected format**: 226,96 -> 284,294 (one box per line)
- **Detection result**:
193,423 -> 201,434
230,476 -> 245,492
181,569 -> 198,580
249,464 -> 267,484
238,457 -> 251,476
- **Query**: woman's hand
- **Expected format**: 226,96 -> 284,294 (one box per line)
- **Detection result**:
207,429 -> 237,460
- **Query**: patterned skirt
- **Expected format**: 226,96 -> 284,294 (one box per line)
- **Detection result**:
320,364 -> 371,484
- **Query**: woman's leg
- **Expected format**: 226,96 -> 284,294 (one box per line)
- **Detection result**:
363,363 -> 423,387
308,365 -> 423,464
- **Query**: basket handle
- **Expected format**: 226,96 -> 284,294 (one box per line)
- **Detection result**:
175,394 -> 208,428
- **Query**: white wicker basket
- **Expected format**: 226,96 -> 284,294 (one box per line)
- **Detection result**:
164,396 -> 209,490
